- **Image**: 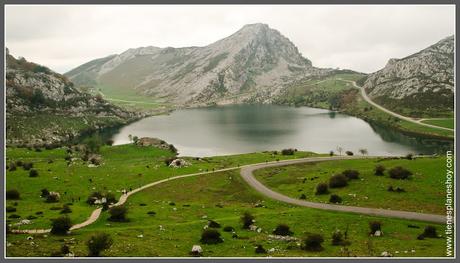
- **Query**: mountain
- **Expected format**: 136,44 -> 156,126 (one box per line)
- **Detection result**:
6,49 -> 139,146
66,23 -> 331,105
361,35 -> 454,117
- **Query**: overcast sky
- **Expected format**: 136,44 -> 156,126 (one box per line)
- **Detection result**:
5,5 -> 455,74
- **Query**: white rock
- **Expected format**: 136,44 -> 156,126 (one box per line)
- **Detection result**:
137,234 -> 143,238
374,230 -> 382,237
191,245 -> 203,254
381,251 -> 392,257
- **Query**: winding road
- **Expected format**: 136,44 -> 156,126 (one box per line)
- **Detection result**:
340,79 -> 454,132
12,156 -> 444,234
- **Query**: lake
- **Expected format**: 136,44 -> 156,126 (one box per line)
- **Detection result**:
111,104 -> 452,157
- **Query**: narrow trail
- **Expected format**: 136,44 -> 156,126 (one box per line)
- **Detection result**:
12,156 -> 444,234
339,79 -> 454,132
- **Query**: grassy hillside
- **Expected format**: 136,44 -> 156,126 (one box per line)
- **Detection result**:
255,157 -> 446,214
6,144 -> 448,257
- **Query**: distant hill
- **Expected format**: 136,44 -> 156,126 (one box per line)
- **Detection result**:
361,36 -> 454,117
66,23 -> 332,106
6,49 -> 139,146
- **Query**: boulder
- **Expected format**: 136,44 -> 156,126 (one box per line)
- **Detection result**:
190,245 -> 203,256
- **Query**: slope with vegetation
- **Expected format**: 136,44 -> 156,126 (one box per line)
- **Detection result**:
5,49 -> 139,146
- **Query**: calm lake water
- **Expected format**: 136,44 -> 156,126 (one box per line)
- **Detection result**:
111,105 -> 452,157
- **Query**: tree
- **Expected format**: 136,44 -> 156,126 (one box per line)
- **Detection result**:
358,148 -> 368,156
128,134 -> 133,142
302,233 -> 324,251
108,206 -> 128,222
336,146 -> 343,156
84,134 -> 102,154
132,136 -> 139,144
50,216 -> 72,235
87,233 -> 113,256
241,212 -> 255,229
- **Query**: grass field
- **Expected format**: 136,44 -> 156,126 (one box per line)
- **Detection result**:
254,157 -> 447,214
421,118 -> 455,130
6,168 -> 447,257
5,144 -> 319,229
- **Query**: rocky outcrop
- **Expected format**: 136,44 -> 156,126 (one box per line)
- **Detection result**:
362,36 -> 454,117
6,50 -> 139,145
66,23 -> 332,106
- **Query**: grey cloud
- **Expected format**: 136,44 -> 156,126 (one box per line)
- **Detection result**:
5,5 -> 455,73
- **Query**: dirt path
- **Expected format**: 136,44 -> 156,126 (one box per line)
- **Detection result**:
12,156 -> 444,234
339,79 -> 453,132
240,156 -> 444,223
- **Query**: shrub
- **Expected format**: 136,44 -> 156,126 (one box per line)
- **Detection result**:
6,206 -> 16,212
108,206 -> 128,222
388,166 -> 412,180
8,214 -> 20,219
23,162 -> 33,170
86,192 -> 103,205
329,194 -> 342,204
301,233 -> 324,251
241,212 -> 255,229
147,211 -> 156,216
200,229 -> 223,244
223,226 -> 234,232
50,216 -> 72,235
255,244 -> 267,254
8,162 -> 16,171
331,230 -> 344,246
105,193 -> 117,204
60,204 -> 72,214
15,160 -> 23,167
329,174 -> 348,188
342,170 -> 359,180
87,232 -> 113,256
369,221 -> 381,235
329,151 -> 334,156
29,169 -> 39,177
46,192 -> 60,203
345,151 -> 353,156
208,220 -> 221,228
6,189 -> 20,200
405,153 -> 413,160
315,183 -> 329,195
281,148 -> 295,155
423,226 -> 438,238
374,165 -> 385,176
273,224 -> 293,236
299,193 -> 307,200
41,188 -> 50,198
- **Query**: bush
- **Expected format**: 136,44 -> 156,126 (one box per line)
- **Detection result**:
46,192 -> 60,203
388,166 -> 412,179
241,212 -> 255,229
6,206 -> 16,212
9,214 -> 20,219
41,188 -> 50,198
329,174 -> 348,188
405,153 -> 413,160
315,183 -> 329,195
29,169 -> 39,177
105,192 -> 117,204
342,170 -> 359,180
208,220 -> 221,228
87,232 -> 113,256
423,226 -> 438,238
374,165 -> 385,176
329,151 -> 334,156
273,224 -> 293,236
50,216 -> 72,235
6,189 -> 20,200
299,193 -> 307,200
281,148 -> 295,155
23,162 -> 33,170
86,192 -> 103,205
369,221 -> 381,235
301,233 -> 324,251
60,204 -> 72,214
108,206 -> 128,222
200,229 -> 223,244
331,230 -> 344,246
345,151 -> 353,156
15,160 -> 23,167
329,194 -> 342,204
223,226 -> 234,232
8,162 -> 16,171
255,244 -> 267,254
